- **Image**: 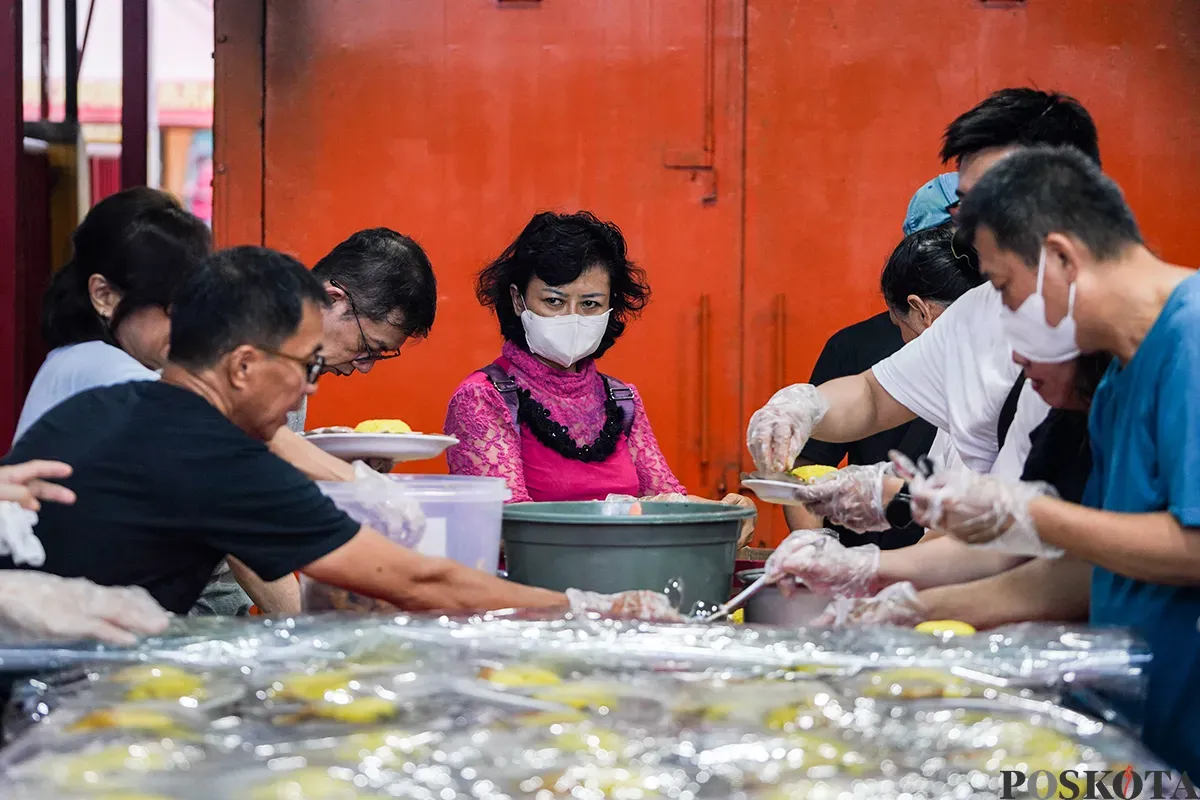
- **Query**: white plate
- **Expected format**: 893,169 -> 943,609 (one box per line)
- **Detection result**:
302,432 -> 459,462
741,478 -> 810,507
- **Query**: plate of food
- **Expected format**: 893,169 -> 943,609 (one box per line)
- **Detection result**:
302,419 -> 458,463
741,465 -> 838,506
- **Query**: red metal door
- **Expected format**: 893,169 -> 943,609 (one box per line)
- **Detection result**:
743,0 -> 1200,545
260,0 -> 747,501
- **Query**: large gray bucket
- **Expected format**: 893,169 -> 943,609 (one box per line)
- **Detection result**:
501,501 -> 755,612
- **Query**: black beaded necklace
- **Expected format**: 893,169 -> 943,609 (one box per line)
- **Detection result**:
516,379 -> 626,463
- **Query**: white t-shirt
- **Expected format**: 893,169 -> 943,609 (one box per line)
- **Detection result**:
13,341 -> 158,444
871,283 -> 1050,475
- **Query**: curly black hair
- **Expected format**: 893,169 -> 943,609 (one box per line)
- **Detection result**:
476,211 -> 650,359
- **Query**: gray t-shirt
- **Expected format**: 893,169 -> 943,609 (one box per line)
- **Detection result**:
189,559 -> 252,616
286,397 -> 307,434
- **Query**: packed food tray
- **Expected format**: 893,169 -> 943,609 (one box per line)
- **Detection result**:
0,614 -> 1159,799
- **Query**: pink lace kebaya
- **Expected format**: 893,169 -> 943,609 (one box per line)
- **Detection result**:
444,342 -> 685,503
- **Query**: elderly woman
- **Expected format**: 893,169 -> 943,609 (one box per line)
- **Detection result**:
445,212 -> 752,529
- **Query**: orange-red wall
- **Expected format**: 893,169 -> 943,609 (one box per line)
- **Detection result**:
215,0 -> 1200,546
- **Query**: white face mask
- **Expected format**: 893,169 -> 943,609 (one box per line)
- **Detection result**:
518,302 -> 612,368
1000,247 -> 1080,364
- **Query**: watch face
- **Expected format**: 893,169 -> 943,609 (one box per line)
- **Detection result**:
886,483 -> 913,529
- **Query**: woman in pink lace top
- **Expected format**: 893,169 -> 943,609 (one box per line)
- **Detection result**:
445,213 -> 752,521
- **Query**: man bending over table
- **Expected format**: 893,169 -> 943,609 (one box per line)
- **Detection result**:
0,246 -> 675,622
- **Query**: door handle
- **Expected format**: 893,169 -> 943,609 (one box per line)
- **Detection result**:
698,294 -> 711,485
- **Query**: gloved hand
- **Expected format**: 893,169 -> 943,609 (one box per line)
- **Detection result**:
763,529 -> 880,598
608,493 -> 758,548
746,385 -> 831,474
786,463 -> 891,533
896,454 -> 1061,558
330,461 -> 426,549
0,571 -> 170,645
813,581 -> 926,627
566,588 -> 685,623
0,460 -> 75,511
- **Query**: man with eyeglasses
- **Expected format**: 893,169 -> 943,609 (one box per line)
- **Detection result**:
285,228 -> 437,433
2,247 -> 678,623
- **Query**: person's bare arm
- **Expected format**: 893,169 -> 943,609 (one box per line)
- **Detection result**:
269,428 -> 355,482
875,535 -> 1028,591
917,556 -> 1091,629
303,527 -> 568,612
1032,499 -> 1200,585
783,504 -> 824,533
228,556 -> 301,615
810,371 -> 917,444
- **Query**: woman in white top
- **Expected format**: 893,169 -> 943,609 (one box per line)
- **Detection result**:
15,188 -> 208,442
15,188 -> 350,616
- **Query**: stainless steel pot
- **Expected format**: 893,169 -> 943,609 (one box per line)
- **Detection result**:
733,568 -> 830,626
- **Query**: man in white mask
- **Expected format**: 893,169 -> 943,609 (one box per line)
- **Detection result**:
898,145 -> 1200,776
750,90 -> 1099,617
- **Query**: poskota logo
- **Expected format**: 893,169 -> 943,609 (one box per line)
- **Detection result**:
1000,765 -> 1198,799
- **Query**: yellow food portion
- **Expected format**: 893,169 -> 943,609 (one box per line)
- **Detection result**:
268,670 -> 357,701
915,619 -> 977,637
68,708 -> 184,736
308,696 -> 396,724
731,608 -> 744,624
532,682 -> 620,711
30,742 -> 178,787
480,664 -> 562,688
354,419 -> 412,434
542,725 -> 628,755
790,465 -> 839,483
513,709 -> 589,727
249,767 -> 363,800
860,667 -> 976,699
333,729 -> 431,763
112,665 -> 207,702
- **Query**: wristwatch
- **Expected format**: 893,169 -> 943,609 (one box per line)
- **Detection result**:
885,481 -> 914,529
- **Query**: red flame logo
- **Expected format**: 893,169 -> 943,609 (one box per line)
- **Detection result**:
1117,764 -> 1136,799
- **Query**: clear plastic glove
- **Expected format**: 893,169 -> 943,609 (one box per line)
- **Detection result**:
317,463 -> 426,548
0,502 -> 44,566
607,493 -> 758,547
0,571 -> 170,645
786,463 -> 891,533
566,588 -> 685,623
813,582 -> 926,627
0,460 -> 75,511
894,454 -> 1061,558
764,529 -> 880,598
746,384 -> 831,474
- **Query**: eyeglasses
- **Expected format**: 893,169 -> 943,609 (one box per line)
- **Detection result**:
261,348 -> 325,385
330,280 -> 403,365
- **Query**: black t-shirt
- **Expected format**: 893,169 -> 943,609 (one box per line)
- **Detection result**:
2,382 -> 360,614
799,312 -> 938,549
1019,408 -> 1092,503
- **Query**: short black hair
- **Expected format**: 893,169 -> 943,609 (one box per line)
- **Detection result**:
311,228 -> 437,339
42,187 -> 211,349
880,222 -> 983,311
169,246 -> 330,369
941,88 -> 1101,167
477,211 -> 650,359
956,146 -> 1142,269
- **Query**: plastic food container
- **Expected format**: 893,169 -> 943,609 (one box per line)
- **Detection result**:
320,475 -> 510,572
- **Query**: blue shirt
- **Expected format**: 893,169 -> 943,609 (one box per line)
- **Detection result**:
1088,273 -> 1200,775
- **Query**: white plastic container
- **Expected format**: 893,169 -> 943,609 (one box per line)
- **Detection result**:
386,475 -> 511,571
317,474 -> 511,571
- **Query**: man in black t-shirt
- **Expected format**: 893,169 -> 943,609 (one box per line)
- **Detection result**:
2,247 -> 675,621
